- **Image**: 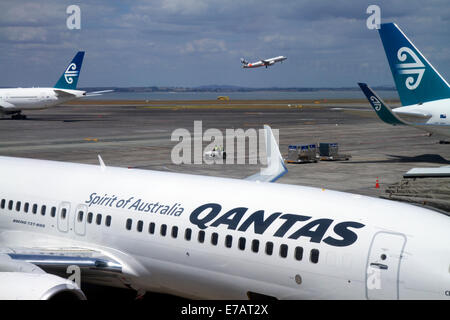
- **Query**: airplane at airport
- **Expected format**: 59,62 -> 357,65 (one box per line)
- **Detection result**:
0,125 -> 449,300
359,23 -> 450,138
0,51 -> 111,119
241,56 -> 287,68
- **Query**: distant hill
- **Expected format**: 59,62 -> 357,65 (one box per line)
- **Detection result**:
79,85 -> 396,93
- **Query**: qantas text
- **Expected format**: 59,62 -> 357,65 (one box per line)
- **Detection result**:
190,203 -> 365,247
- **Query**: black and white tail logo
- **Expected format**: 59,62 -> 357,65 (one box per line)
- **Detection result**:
395,47 -> 425,90
370,96 -> 382,111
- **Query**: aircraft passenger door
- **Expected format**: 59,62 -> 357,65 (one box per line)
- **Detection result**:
74,204 -> 87,236
57,202 -> 71,233
366,232 -> 406,300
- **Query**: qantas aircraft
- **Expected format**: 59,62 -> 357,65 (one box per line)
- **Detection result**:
0,125 -> 449,300
359,23 -> 450,138
241,56 -> 287,68
0,51 -> 111,119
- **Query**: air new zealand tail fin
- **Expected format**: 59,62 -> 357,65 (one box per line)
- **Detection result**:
358,83 -> 406,125
54,51 -> 85,90
378,23 -> 450,106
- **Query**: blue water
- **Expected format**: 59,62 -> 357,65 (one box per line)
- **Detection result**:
85,90 -> 399,101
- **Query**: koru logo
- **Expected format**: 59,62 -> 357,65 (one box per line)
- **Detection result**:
64,63 -> 79,84
395,47 -> 425,90
370,96 -> 382,111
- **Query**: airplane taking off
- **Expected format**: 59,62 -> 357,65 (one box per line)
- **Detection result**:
0,51 -> 111,119
359,23 -> 450,138
0,125 -> 449,300
241,56 -> 287,68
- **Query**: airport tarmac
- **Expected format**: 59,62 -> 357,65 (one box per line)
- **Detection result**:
1,99 -> 449,201
2,99 -> 449,300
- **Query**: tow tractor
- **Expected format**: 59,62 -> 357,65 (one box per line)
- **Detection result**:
204,146 -> 226,160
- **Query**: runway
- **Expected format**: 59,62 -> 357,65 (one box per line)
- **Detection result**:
2,99 -> 450,299
1,99 -> 449,200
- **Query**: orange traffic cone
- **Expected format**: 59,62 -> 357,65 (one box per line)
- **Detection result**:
375,178 -> 380,189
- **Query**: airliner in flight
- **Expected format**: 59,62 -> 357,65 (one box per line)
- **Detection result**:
0,51 -> 111,120
0,125 -> 449,300
241,56 -> 287,68
359,23 -> 450,138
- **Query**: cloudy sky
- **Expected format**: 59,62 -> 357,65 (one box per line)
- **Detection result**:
0,0 -> 449,88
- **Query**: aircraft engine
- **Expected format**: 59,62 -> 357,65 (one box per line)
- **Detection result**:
0,272 -> 86,300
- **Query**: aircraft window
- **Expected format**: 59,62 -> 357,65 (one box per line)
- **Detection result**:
265,242 -> 274,256
280,244 -> 288,258
172,226 -> 178,238
295,247 -> 303,261
198,230 -> 205,243
251,239 -> 259,253
24,203 -> 29,213
96,214 -> 102,225
87,212 -> 93,224
32,204 -> 37,214
61,208 -> 67,219
310,249 -> 320,264
185,228 -> 192,241
105,215 -> 112,227
126,218 -> 132,230
211,232 -> 218,245
50,206 -> 56,217
1,199 -> 5,209
8,200 -> 13,210
16,201 -> 21,212
77,211 -> 84,222
137,220 -> 143,232
149,222 -> 155,234
238,237 -> 246,250
160,224 -> 167,236
225,235 -> 233,248
41,205 -> 46,216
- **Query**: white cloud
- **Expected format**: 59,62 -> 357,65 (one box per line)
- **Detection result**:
181,38 -> 227,54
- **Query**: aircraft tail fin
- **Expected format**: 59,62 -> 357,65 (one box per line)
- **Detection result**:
378,23 -> 450,106
54,51 -> 85,90
245,125 -> 287,183
358,83 -> 407,125
240,58 -> 248,65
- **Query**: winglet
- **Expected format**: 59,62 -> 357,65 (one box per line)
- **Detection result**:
98,155 -> 106,171
245,125 -> 287,183
358,82 -> 407,126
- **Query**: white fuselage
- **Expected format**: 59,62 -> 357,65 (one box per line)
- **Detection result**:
243,56 -> 287,68
393,99 -> 450,137
0,156 -> 449,300
0,88 -> 85,112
